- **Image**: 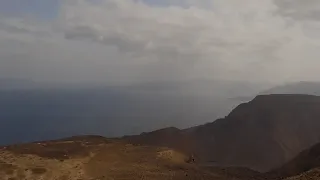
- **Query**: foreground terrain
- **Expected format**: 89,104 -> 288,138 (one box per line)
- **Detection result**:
0,136 -> 267,180
2,135 -> 320,179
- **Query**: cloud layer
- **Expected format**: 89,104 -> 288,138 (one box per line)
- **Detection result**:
1,0 -> 320,84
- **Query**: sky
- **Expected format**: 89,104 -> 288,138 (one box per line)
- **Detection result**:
1,0 -> 320,85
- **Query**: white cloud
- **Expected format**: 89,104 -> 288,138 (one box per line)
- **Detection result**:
1,0 -> 320,84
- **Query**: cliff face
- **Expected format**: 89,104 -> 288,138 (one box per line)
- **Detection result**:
125,95 -> 320,172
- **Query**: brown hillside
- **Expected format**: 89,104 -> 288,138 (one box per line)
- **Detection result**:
125,94 -> 320,172
270,142 -> 320,178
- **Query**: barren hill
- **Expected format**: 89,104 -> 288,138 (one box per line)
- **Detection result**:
125,94 -> 320,172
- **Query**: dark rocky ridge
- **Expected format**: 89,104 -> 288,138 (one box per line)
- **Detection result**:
125,94 -> 320,172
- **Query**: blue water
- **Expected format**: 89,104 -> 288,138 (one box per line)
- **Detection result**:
0,87 -> 239,145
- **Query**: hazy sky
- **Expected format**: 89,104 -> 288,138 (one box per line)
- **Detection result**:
0,0 -> 320,84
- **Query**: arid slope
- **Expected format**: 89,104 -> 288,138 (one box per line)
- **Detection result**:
270,142 -> 320,179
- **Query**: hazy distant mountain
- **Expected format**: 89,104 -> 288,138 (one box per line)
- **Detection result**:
261,81 -> 320,95
126,94 -> 320,172
232,81 -> 320,102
